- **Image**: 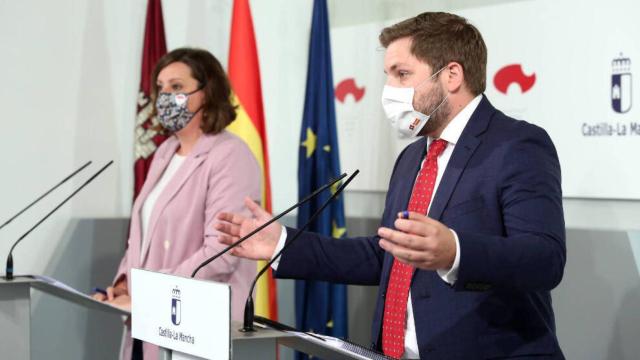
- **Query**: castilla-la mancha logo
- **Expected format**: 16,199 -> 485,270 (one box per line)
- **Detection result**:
171,287 -> 181,326
612,54 -> 632,113
335,78 -> 365,103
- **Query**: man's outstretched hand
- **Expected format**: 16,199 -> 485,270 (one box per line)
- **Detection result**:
215,197 -> 283,260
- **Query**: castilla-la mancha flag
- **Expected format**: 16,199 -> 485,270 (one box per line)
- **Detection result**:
226,0 -> 278,320
134,0 -> 168,199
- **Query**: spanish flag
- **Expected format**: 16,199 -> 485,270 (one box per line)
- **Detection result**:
226,0 -> 278,320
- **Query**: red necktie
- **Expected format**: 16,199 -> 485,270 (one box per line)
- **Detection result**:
381,139 -> 448,358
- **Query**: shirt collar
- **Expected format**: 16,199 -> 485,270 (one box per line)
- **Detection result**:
428,94 -> 482,146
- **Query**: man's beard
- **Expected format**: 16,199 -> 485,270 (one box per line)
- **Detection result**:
414,82 -> 450,136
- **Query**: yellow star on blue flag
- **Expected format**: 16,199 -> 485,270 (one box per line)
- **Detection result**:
301,127 -> 317,158
332,221 -> 346,238
295,0 -> 349,349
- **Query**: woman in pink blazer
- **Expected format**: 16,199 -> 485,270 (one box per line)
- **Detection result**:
94,48 -> 260,360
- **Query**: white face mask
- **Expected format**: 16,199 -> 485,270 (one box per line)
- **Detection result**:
381,66 -> 448,138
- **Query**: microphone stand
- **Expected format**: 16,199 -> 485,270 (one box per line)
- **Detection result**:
0,161 -> 92,231
241,170 -> 359,332
5,161 -> 113,280
190,172 -> 347,278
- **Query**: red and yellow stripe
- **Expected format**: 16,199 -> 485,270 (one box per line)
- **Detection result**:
227,0 -> 278,320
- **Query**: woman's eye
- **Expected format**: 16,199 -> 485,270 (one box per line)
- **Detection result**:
398,71 -> 409,79
171,84 -> 183,91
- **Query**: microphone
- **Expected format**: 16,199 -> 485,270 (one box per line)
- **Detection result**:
190,172 -> 348,278
4,161 -> 114,280
0,161 -> 92,232
241,169 -> 359,332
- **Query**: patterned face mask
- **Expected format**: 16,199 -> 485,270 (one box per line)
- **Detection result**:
155,88 -> 202,133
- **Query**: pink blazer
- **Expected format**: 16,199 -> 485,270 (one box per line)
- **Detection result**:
114,131 -> 260,360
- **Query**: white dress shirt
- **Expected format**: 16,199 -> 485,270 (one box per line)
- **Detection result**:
140,153 -> 185,262
403,94 -> 481,358
271,95 -> 483,358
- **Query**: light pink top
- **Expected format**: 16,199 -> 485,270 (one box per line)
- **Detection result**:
114,131 -> 260,360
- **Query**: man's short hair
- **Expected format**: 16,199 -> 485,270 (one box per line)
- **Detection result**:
379,12 -> 487,95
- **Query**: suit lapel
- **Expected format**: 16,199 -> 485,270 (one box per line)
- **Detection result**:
427,137 -> 480,221
382,138 -> 428,276
140,135 -> 217,264
428,96 -> 495,221
396,138 -> 428,216
383,97 -> 496,295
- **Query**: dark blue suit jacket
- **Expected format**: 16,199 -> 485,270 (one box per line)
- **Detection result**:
276,96 -> 566,359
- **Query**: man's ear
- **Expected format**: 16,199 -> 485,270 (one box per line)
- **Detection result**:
444,62 -> 465,93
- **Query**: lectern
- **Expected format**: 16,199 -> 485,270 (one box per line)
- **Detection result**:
131,269 -> 392,360
0,275 -> 129,359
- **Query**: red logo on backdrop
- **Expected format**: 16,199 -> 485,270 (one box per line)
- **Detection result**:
493,64 -> 536,94
335,78 -> 366,103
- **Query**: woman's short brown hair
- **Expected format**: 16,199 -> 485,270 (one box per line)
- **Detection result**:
150,47 -> 236,134
379,12 -> 487,95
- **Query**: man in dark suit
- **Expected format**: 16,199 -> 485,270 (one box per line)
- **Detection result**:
215,12 -> 565,360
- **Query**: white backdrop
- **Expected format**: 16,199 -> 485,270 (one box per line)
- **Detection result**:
332,0 -> 640,198
332,21 -> 412,192
0,0 -> 312,275
1,2 -> 639,359
462,0 -> 640,199
2,0 -> 640,277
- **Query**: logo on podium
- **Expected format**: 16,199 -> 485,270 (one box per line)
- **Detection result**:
171,287 -> 182,326
612,54 -> 632,113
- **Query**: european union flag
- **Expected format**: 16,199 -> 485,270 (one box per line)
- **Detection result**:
296,0 -> 348,357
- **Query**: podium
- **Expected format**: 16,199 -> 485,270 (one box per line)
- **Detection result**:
229,321 -> 392,360
0,271 -> 389,359
0,275 -> 129,360
132,269 -> 391,360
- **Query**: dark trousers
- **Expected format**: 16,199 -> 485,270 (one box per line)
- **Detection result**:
132,339 -> 143,360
